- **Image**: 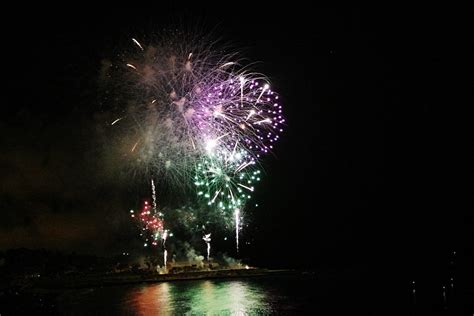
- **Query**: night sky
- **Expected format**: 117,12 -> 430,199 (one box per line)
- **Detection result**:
1,5 -> 470,282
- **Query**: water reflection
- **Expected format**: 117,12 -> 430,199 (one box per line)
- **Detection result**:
124,282 -> 172,315
125,279 -> 270,315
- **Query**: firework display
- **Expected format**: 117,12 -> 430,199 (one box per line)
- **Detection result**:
111,33 -> 284,257
129,199 -> 164,248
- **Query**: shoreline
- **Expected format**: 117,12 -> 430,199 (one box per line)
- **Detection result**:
33,268 -> 306,290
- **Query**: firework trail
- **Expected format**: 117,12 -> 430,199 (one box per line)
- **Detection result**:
163,249 -> 168,269
203,233 -> 211,260
234,208 -> 240,252
151,178 -> 168,266
151,179 -> 157,213
162,229 -> 169,268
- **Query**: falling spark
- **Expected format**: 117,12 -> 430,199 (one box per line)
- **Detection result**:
254,118 -> 272,125
211,190 -> 221,203
235,161 -> 253,173
132,38 -> 144,51
237,183 -> 254,191
256,84 -> 269,104
246,109 -> 256,121
131,141 -> 139,152
220,62 -> 236,68
111,117 -> 124,125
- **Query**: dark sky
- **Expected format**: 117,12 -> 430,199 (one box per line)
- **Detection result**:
1,5 -> 469,275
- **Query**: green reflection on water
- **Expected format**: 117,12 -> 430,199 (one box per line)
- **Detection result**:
126,279 -> 270,315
